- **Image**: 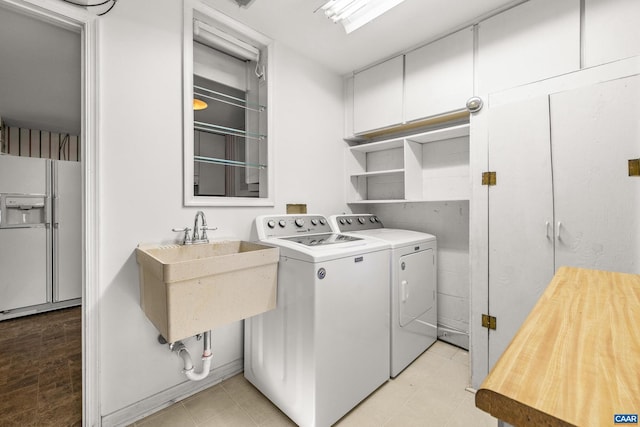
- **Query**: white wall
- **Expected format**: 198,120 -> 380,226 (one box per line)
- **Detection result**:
98,0 -> 344,420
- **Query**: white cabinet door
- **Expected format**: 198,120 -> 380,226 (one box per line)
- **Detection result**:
550,74 -> 640,274
353,55 -> 403,134
584,0 -> 640,67
477,0 -> 580,95
404,27 -> 473,122
487,95 -> 555,368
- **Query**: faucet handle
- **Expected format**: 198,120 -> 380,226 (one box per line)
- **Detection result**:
200,226 -> 217,241
172,227 -> 192,245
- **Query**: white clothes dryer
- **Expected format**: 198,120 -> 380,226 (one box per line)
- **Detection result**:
329,214 -> 437,378
245,214 -> 391,427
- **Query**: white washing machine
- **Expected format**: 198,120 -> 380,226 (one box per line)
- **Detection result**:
329,214 -> 437,378
245,214 -> 391,427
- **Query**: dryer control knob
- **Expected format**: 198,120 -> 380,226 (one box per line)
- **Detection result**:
346,218 -> 353,224
295,218 -> 305,227
267,220 -> 276,229
311,219 -> 318,226
319,218 -> 327,225
339,218 -> 346,225
358,217 -> 366,224
278,220 -> 286,228
370,217 -> 376,223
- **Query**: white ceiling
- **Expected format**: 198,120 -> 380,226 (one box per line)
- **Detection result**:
0,0 -> 522,136
204,0 -> 522,75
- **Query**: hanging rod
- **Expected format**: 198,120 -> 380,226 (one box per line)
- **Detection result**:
194,122 -> 266,141
194,155 -> 266,169
194,85 -> 265,113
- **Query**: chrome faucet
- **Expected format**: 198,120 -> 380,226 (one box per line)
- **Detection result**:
192,211 -> 217,244
193,211 -> 207,243
172,211 -> 217,245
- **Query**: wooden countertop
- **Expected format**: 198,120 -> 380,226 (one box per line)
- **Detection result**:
476,266 -> 640,427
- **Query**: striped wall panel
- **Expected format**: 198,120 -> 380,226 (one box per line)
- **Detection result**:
1,126 -> 80,162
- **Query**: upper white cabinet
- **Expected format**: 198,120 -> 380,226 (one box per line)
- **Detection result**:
477,0 -> 580,95
584,0 -> 640,67
405,27 -> 474,123
353,55 -> 404,134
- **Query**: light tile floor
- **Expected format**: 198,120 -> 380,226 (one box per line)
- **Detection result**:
132,341 -> 497,427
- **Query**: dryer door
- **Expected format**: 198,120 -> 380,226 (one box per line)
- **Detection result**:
398,249 -> 434,327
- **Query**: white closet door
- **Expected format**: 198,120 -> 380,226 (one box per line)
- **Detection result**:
551,74 -> 640,274
487,95 -> 555,368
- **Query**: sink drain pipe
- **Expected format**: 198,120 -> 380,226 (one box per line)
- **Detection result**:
170,331 -> 213,381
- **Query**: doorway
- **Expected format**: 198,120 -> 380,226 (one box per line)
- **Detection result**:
0,0 -> 96,424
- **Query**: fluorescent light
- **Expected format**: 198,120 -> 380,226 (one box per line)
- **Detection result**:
193,20 -> 260,62
320,0 -> 406,34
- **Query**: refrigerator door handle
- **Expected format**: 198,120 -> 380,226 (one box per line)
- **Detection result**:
45,196 -> 52,227
53,196 -> 60,228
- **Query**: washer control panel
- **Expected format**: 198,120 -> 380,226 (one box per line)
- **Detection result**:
331,214 -> 384,232
258,214 -> 332,239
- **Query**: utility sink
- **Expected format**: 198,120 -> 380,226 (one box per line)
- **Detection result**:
136,241 -> 279,342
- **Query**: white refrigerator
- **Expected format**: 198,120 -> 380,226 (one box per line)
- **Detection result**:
0,155 -> 81,317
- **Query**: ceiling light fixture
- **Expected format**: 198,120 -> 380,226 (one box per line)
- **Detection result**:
320,0 -> 406,34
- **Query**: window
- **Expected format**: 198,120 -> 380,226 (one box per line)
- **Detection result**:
183,1 -> 273,206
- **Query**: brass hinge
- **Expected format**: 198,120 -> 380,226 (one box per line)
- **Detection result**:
629,159 -> 640,177
482,171 -> 497,186
482,314 -> 497,330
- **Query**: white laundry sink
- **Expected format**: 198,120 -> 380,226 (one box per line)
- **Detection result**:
136,240 -> 279,342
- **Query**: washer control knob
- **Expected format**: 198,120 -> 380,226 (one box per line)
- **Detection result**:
278,220 -> 286,228
346,218 -> 353,224
295,218 -> 305,227
372,216 -> 379,223
267,220 -> 276,228
319,218 -> 327,225
311,219 -> 318,226
370,217 -> 376,223
358,217 -> 366,224
339,218 -> 346,225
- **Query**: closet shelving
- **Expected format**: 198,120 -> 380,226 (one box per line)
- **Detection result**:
346,123 -> 470,203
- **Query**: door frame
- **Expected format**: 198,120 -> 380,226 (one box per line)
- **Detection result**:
0,0 -> 100,424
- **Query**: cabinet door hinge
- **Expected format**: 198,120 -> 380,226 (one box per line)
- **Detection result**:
482,171 -> 497,186
482,314 -> 497,330
629,159 -> 640,177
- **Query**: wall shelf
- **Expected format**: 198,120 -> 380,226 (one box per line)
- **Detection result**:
346,123 -> 470,203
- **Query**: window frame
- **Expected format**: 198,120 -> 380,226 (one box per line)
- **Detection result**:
183,0 -> 274,206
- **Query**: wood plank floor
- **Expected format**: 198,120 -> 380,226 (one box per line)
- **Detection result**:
0,307 -> 81,426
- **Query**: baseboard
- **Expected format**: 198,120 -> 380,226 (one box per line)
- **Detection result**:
437,324 -> 469,350
101,358 -> 243,427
